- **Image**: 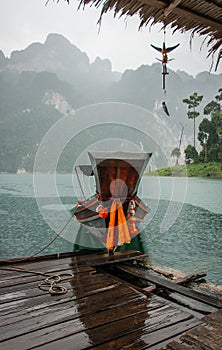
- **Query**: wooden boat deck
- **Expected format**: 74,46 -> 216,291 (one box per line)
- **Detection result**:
0,250 -> 221,349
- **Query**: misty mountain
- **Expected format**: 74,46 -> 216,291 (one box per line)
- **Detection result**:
5,33 -> 120,94
0,33 -> 221,172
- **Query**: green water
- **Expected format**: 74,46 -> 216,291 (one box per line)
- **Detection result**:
0,174 -> 222,285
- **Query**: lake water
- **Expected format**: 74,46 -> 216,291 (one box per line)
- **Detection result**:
0,174 -> 222,285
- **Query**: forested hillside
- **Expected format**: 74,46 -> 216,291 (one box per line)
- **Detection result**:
0,33 -> 221,172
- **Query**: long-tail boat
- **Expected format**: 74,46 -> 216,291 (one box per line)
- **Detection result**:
70,151 -> 152,255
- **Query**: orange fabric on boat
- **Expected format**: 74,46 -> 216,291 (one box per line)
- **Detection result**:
106,198 -> 131,250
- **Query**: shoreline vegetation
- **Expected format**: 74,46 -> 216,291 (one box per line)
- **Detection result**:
1,162 -> 222,178
145,162 -> 222,178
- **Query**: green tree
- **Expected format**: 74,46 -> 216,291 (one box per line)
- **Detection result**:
184,145 -> 199,164
183,92 -> 203,149
212,112 -> 222,161
215,88 -> 222,102
171,147 -> 181,165
198,118 -> 219,162
203,88 -> 222,161
204,100 -> 220,115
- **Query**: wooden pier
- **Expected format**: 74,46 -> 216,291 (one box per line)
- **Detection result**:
0,250 -> 221,349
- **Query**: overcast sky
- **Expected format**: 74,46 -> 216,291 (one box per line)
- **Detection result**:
1,0 -> 221,76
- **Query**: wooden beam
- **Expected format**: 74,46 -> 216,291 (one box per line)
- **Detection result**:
116,264 -> 222,309
163,0 -> 183,18
139,0 -> 222,31
175,272 -> 207,285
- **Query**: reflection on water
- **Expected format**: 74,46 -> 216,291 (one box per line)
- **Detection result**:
142,199 -> 222,284
68,260 -> 151,348
0,174 -> 222,285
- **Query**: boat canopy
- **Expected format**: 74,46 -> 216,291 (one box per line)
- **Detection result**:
87,151 -> 152,199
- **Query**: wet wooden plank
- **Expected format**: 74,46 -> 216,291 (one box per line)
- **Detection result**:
116,264 -> 222,309
0,257 -> 72,271
0,250 -> 144,269
0,255 -> 76,276
0,272 -> 122,305
0,271 -> 52,287
0,250 -> 144,281
181,325 -> 222,349
0,291 -> 153,342
0,263 -> 95,279
166,291 -> 218,314
1,251 -> 215,350
45,313 -> 199,350
94,319 -> 200,350
0,269 -> 112,295
1,304 -> 198,350
0,274 -> 153,322
70,250 -> 147,267
0,285 -> 144,326
202,308 -> 222,326
166,310 -> 222,350
0,250 -> 100,266
0,275 -> 121,316
1,298 -> 159,344
0,261 -> 164,349
0,282 -> 120,317
0,265 -> 95,289
0,264 -> 164,324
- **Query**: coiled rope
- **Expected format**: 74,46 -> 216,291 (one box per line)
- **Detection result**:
1,265 -> 74,295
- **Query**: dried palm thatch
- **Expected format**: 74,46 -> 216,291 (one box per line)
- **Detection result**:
72,0 -> 222,70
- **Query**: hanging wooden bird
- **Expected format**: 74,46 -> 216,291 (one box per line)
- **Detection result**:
151,42 -> 180,64
151,42 -> 180,91
151,37 -> 179,116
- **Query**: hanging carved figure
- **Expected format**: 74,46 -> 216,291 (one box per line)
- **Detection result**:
151,31 -> 179,116
162,101 -> 170,116
151,41 -> 179,91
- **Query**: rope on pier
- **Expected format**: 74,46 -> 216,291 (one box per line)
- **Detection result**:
0,265 -> 74,295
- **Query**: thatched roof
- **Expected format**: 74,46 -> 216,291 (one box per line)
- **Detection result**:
76,0 -> 222,70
